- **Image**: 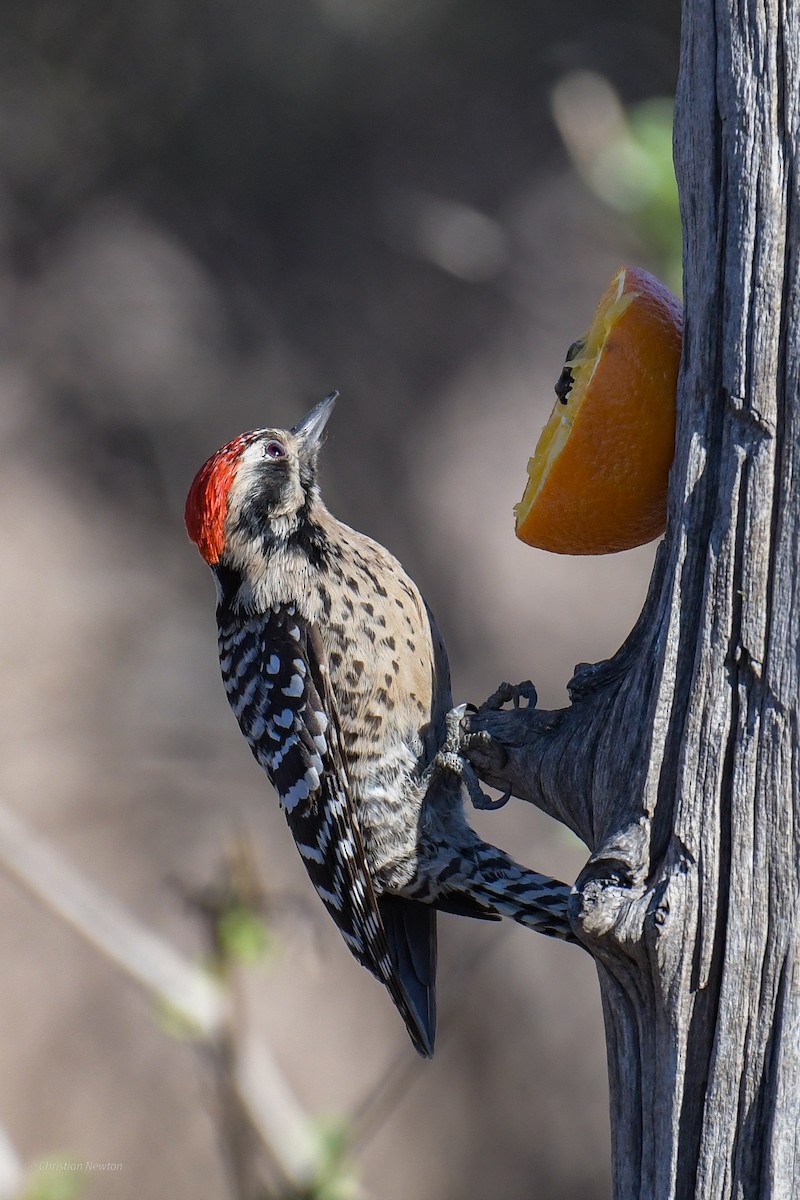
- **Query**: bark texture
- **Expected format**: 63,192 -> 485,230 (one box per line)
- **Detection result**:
466,2 -> 800,1196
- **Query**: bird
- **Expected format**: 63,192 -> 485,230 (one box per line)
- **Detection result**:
185,391 -> 574,1056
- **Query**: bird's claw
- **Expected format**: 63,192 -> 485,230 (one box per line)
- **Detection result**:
440,702 -> 469,758
480,680 -> 538,712
468,783 -> 511,811
436,704 -> 513,812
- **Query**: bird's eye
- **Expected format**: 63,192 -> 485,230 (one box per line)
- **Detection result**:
264,440 -> 286,460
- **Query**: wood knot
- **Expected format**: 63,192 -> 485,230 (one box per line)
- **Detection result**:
570,821 -> 651,954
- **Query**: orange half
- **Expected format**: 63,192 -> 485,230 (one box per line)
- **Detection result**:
515,266 -> 683,555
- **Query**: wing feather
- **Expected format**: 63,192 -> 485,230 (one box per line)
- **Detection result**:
219,606 -> 434,1056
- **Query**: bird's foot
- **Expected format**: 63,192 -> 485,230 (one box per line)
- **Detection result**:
434,703 -> 511,812
479,679 -> 538,712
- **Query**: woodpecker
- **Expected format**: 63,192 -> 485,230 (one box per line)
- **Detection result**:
185,392 -> 574,1056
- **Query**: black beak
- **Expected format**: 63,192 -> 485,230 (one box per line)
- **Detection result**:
291,391 -> 338,453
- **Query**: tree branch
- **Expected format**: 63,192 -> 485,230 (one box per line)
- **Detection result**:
464,1 -> 800,1195
0,806 -> 324,1198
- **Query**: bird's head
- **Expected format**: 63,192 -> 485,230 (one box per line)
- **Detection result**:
185,390 -> 337,566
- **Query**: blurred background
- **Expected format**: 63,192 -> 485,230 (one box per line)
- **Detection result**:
0,2 -> 681,1197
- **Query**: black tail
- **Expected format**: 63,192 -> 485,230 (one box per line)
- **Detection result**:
378,895 -> 437,1056
451,840 -> 577,942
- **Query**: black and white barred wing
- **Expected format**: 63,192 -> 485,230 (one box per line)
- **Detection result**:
217,606 -> 434,1056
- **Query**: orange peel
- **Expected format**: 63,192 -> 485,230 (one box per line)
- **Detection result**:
515,266 -> 683,555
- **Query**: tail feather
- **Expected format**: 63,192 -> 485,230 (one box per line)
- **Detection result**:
449,841 -> 577,942
378,895 -> 437,1056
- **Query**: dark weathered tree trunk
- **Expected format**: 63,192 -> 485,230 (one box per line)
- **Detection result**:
466,1 -> 800,1196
